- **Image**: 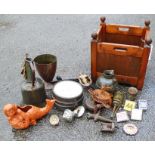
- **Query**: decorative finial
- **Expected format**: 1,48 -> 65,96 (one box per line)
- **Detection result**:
145,20 -> 151,28
100,16 -> 106,23
91,33 -> 97,40
145,38 -> 152,45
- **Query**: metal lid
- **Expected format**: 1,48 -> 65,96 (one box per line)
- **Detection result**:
123,123 -> 138,135
53,80 -> 83,100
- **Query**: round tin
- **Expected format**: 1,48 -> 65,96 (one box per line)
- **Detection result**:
127,87 -> 138,101
53,80 -> 84,110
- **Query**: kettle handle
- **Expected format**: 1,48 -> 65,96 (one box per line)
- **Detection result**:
23,56 -> 35,87
27,59 -> 35,87
21,54 -> 36,87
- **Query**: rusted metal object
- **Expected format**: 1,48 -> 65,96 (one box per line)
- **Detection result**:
111,91 -> 125,118
88,87 -> 113,109
21,54 -> 46,107
87,111 -> 114,123
84,99 -> 97,112
101,122 -> 116,132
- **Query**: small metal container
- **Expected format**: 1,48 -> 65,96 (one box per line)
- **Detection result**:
52,80 -> 84,110
21,78 -> 46,107
127,87 -> 138,101
96,70 -> 117,92
21,55 -> 46,107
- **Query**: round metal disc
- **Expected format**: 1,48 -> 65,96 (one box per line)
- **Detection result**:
53,80 -> 83,99
123,123 -> 138,135
49,114 -> 59,126
74,106 -> 85,118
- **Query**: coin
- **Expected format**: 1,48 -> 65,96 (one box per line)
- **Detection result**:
49,114 -> 59,126
123,123 -> 138,135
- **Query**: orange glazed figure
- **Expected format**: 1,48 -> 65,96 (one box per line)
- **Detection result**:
3,99 -> 55,129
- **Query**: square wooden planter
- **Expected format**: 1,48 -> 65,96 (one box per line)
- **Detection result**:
91,17 -> 152,90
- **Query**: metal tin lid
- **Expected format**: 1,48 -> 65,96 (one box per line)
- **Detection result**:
123,123 -> 138,135
53,80 -> 83,100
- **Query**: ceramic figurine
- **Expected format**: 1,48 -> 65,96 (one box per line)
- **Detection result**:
96,70 -> 117,93
88,86 -> 113,109
3,99 -> 55,129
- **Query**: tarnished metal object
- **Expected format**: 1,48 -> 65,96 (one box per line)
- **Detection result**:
49,114 -> 59,126
87,111 -> 114,123
127,87 -> 138,101
84,99 -> 97,112
63,106 -> 85,122
73,106 -> 85,118
63,109 -> 76,122
111,91 -> 125,118
101,122 -> 116,132
21,54 -> 46,107
88,87 -> 113,109
96,70 -> 117,93
78,74 -> 92,87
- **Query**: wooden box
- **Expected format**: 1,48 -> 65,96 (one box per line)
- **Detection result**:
91,17 -> 152,90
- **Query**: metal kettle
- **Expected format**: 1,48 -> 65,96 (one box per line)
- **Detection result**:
21,54 -> 46,107
96,70 -> 117,92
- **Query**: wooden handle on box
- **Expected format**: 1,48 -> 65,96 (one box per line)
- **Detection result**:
114,47 -> 128,52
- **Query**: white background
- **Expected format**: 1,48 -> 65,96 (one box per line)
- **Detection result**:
0,0 -> 155,154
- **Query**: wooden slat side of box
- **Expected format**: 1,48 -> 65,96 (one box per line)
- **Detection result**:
106,24 -> 144,36
97,43 -> 143,57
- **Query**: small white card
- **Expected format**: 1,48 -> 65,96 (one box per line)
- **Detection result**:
131,109 -> 143,121
138,100 -> 147,110
116,111 -> 129,123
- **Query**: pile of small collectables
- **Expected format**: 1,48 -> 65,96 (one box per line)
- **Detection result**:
116,99 -> 147,135
116,88 -> 148,136
49,73 -> 148,136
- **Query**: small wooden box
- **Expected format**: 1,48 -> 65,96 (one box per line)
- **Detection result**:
91,17 -> 152,90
